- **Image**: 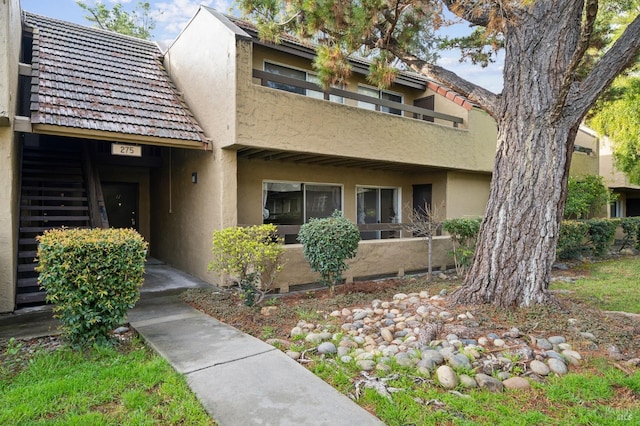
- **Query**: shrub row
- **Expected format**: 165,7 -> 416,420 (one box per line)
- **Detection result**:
37,228 -> 148,346
557,218 -> 637,260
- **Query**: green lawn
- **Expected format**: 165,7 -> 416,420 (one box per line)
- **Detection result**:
0,338 -> 214,425
551,257 -> 640,313
307,256 -> 640,425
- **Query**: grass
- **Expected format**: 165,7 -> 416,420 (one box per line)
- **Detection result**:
302,257 -> 640,425
311,359 -> 640,425
550,257 -> 640,313
0,338 -> 214,425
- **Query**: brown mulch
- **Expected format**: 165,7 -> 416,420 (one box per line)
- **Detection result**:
181,265 -> 640,360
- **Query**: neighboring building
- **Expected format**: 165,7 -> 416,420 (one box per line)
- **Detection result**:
0,2 -> 600,313
1,1 -> 209,311
571,126 -> 600,178
599,134 -> 640,218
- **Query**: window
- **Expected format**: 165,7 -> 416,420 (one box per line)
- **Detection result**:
357,85 -> 403,116
263,181 -> 343,243
610,199 -> 623,218
264,62 -> 344,103
356,187 -> 400,240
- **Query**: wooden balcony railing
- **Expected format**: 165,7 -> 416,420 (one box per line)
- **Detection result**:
253,69 -> 464,128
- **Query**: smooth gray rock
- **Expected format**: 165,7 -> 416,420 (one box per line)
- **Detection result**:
317,342 -> 337,354
580,332 -> 596,341
547,358 -> 568,375
503,377 -> 531,390
356,360 -> 376,371
436,365 -> 458,389
459,374 -> 477,388
305,333 -> 323,344
475,373 -> 504,392
530,360 -> 550,376
449,353 -> 472,370
536,338 -> 553,350
417,358 -> 436,371
548,336 -> 566,345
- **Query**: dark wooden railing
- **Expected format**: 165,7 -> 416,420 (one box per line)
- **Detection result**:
253,69 -> 464,128
272,223 -> 405,240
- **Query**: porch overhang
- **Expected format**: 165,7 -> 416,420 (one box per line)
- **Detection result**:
30,123 -> 210,150
236,146 -> 449,173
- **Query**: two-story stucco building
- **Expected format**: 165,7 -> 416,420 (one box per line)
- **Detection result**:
0,1 -> 601,313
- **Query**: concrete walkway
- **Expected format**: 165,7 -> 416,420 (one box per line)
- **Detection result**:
1,261 -> 384,425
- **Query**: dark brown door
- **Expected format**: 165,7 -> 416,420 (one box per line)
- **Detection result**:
414,95 -> 435,122
102,182 -> 139,230
413,184 -> 432,215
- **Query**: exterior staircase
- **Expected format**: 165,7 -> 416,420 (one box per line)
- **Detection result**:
16,143 -> 92,307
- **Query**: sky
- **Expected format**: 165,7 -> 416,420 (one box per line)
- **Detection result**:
19,0 -> 503,93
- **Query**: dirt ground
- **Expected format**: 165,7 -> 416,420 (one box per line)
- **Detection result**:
181,263 -> 640,361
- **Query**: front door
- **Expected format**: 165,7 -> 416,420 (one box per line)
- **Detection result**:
102,182 -> 139,230
413,184 -> 432,215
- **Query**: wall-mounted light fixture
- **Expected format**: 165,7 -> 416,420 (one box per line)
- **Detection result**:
191,172 -> 198,184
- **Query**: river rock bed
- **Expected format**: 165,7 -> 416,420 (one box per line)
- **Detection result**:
268,289 -> 631,392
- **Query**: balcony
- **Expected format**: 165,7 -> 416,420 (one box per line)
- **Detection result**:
252,69 -> 464,128
233,67 -> 495,172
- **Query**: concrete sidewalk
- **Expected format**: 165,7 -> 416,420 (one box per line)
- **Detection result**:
129,293 -> 383,425
1,261 -> 384,425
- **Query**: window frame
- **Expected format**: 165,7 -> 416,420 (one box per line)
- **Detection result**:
262,179 -> 344,226
357,84 -> 404,116
355,185 -> 402,240
263,61 -> 344,104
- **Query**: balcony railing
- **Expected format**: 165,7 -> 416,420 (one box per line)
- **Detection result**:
253,69 -> 464,128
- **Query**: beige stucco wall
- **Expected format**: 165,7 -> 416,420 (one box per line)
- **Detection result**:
275,237 -> 453,291
238,38 -> 497,172
154,8 -> 241,283
599,135 -> 640,190
237,157 -> 454,227
0,0 -> 22,313
445,172 -> 491,219
236,158 -> 485,291
570,127 -> 599,177
251,45 -> 467,127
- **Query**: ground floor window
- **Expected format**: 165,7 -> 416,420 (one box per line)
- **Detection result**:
357,186 -> 400,240
263,181 -> 342,243
611,199 -> 623,218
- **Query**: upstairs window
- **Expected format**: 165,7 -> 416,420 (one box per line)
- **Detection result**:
264,62 -> 344,103
357,85 -> 403,116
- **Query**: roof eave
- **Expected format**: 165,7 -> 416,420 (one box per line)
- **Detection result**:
31,124 -> 211,150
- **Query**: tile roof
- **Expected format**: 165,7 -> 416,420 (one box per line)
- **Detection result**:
23,12 -> 207,145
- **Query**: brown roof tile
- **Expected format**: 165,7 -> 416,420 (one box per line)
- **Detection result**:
23,12 -> 207,145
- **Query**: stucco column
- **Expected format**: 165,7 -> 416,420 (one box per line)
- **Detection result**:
0,0 -> 22,313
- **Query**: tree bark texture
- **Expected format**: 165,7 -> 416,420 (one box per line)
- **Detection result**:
452,1 -> 606,307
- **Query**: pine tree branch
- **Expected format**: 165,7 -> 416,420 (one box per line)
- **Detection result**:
567,12 -> 640,121
441,0 -> 492,27
391,47 -> 500,118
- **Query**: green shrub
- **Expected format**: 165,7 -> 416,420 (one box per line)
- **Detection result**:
297,211 -> 360,293
564,175 -> 616,219
557,221 -> 589,260
442,217 -> 482,275
36,228 -> 148,346
620,217 -> 640,251
209,224 -> 285,306
586,219 -> 619,257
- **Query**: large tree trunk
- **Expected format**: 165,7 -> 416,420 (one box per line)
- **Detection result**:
451,2 -> 586,308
